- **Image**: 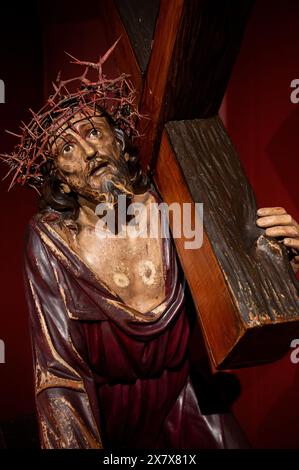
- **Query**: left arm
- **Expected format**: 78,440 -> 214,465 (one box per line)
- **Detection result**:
256,206 -> 299,273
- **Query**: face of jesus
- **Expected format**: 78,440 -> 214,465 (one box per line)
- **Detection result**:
50,111 -> 133,205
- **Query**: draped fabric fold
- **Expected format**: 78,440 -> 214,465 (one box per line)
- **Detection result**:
24,214 -> 248,449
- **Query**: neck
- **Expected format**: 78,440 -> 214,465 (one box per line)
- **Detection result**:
76,190 -> 150,231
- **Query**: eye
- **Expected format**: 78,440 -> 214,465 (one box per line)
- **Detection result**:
62,143 -> 74,155
88,128 -> 102,139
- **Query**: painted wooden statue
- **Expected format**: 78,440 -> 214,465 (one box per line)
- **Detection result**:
3,46 -> 299,448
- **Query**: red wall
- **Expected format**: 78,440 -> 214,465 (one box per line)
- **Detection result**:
0,4 -> 42,421
221,0 -> 299,448
0,0 -> 299,449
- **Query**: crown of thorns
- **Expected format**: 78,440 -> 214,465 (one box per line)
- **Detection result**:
1,39 -> 141,193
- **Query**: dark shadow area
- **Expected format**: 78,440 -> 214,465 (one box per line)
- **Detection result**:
115,0 -> 160,73
185,283 -> 242,414
0,427 -> 5,448
0,414 -> 39,449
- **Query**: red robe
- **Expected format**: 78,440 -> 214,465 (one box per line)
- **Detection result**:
24,213 -> 248,448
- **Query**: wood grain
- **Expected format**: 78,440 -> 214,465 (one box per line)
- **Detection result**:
155,119 -> 299,369
138,0 -> 184,169
114,0 -> 160,74
98,0 -> 142,100
138,0 -> 253,170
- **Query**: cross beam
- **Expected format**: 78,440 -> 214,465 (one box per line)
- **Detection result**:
99,0 -> 299,368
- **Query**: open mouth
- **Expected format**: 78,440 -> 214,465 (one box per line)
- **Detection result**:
89,161 -> 111,177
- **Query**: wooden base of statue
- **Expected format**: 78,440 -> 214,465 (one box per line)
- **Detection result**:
155,116 -> 299,369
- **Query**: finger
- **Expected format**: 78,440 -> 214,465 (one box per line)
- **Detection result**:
284,238 -> 299,249
256,214 -> 293,228
257,207 -> 286,217
265,226 -> 299,238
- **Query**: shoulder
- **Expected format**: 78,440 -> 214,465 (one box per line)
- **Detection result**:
24,213 -> 65,286
24,211 -> 65,260
24,212 -> 80,270
25,211 -> 70,240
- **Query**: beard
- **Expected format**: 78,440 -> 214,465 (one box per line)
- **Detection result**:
66,154 -> 134,208
92,172 -> 134,206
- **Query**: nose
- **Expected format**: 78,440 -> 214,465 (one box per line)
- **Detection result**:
76,135 -> 96,160
83,142 -> 96,160
85,146 -> 97,160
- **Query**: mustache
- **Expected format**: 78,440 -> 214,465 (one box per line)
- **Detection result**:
87,155 -> 118,177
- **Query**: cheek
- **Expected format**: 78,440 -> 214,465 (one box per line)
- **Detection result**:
56,156 -> 84,176
95,136 -> 121,160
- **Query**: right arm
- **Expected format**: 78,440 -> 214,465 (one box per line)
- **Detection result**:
24,223 -> 103,448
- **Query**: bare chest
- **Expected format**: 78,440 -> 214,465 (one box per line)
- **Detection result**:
74,225 -> 166,314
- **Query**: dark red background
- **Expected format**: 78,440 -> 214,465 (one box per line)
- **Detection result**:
0,0 -> 299,448
221,0 -> 299,448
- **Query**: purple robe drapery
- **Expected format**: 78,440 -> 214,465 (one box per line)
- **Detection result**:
23,213 -> 248,448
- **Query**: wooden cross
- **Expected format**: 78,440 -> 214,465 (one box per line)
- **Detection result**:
100,0 -> 299,369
